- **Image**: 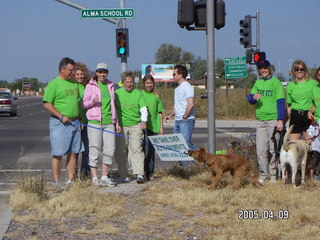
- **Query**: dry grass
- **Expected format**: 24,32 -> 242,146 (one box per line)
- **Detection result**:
158,86 -> 256,119
8,161 -> 320,239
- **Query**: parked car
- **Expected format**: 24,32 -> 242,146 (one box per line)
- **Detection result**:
0,92 -> 17,116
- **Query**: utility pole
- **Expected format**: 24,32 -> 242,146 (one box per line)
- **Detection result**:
206,0 -> 216,153
55,0 -> 127,73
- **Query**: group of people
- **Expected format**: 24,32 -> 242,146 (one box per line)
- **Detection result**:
248,59 -> 320,183
43,57 -> 195,186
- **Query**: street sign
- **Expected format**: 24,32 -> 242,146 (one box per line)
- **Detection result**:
224,56 -> 247,79
81,8 -> 135,19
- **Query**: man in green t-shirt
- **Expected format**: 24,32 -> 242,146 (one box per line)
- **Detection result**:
43,57 -> 83,185
115,71 -> 148,184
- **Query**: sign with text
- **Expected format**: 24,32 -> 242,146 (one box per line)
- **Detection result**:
141,64 -> 190,82
148,134 -> 194,161
224,56 -> 247,79
81,8 -> 135,19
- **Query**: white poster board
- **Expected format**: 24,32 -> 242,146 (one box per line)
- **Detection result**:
148,133 -> 194,161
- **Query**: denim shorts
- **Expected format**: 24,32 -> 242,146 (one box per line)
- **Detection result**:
49,117 -> 84,156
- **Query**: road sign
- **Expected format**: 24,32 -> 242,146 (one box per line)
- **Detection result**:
224,56 -> 247,79
81,8 -> 135,19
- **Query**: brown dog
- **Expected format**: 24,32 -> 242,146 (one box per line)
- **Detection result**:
188,148 -> 261,189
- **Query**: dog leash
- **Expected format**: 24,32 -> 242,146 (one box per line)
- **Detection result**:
74,121 -> 189,155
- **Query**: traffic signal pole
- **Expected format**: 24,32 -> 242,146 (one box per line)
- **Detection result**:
120,0 -> 127,73
55,0 -> 127,73
206,0 -> 216,153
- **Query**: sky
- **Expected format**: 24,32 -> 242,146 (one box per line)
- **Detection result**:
1,0 -> 320,85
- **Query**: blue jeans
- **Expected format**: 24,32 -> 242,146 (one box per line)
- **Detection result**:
80,126 -> 90,178
173,119 -> 196,166
49,117 -> 84,156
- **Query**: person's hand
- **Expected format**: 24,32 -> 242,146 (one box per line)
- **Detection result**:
308,111 -> 314,120
115,123 -> 121,133
165,115 -> 171,123
253,93 -> 262,100
276,120 -> 284,131
61,115 -> 70,124
140,121 -> 146,130
93,95 -> 99,104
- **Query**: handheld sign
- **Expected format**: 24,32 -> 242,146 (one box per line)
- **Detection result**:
148,133 -> 194,161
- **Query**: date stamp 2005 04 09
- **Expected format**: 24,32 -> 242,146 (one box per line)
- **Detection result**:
238,209 -> 289,220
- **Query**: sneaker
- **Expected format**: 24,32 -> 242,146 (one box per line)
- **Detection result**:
137,175 -> 145,184
92,178 -> 100,187
100,177 -> 117,187
122,177 -> 131,183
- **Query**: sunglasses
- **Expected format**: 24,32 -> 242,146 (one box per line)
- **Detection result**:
294,68 -> 305,72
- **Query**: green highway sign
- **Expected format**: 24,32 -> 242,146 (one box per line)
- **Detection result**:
224,56 -> 247,79
81,8 -> 135,19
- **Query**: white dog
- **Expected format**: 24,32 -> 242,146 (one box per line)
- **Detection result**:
279,125 -> 309,187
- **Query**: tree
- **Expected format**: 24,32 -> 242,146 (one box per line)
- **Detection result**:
0,80 -> 9,88
9,77 -> 41,91
191,57 -> 206,80
155,44 -> 182,64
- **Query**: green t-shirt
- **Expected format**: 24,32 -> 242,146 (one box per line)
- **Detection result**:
250,77 -> 285,121
141,90 -> 163,133
115,88 -> 146,127
312,83 -> 320,122
286,79 -> 317,111
43,77 -> 79,118
78,84 -> 88,124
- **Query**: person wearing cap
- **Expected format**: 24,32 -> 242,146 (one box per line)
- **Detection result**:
247,60 -> 285,184
83,63 -> 121,187
115,70 -> 148,184
43,57 -> 84,185
286,60 -> 317,141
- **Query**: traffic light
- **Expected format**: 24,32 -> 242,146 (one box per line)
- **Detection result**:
116,28 -> 129,58
246,51 -> 252,64
177,0 -> 194,28
239,15 -> 252,48
177,0 -> 226,30
253,52 -> 266,63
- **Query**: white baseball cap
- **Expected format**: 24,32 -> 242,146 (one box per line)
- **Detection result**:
96,63 -> 108,71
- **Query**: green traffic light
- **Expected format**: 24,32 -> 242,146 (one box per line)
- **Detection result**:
119,47 -> 126,55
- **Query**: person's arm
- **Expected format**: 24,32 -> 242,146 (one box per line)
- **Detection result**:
43,102 -> 70,123
159,112 -> 164,134
165,107 -> 175,122
182,97 -> 194,120
140,106 -> 148,130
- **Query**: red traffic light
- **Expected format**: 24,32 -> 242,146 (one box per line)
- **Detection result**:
253,52 -> 266,63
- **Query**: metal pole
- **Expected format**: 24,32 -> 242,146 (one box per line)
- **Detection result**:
206,0 -> 215,153
255,10 -> 260,80
256,10 -> 260,51
120,0 -> 127,73
55,0 -> 119,25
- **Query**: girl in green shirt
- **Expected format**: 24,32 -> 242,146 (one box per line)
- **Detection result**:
141,74 -> 164,181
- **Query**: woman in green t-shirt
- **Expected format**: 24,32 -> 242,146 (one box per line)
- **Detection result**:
141,74 -> 164,181
286,60 -> 316,141
75,62 -> 90,179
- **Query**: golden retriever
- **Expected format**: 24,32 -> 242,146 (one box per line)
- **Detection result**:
187,148 -> 261,189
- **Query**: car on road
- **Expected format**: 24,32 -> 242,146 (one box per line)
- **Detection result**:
0,92 -> 17,116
